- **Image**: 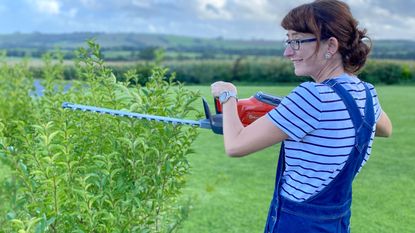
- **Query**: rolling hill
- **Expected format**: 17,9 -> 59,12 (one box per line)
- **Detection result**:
0,32 -> 414,60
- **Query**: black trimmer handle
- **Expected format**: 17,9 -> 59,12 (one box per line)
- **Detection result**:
254,91 -> 282,106
202,98 -> 223,134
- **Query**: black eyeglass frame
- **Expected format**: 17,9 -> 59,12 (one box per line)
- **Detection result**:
284,38 -> 318,50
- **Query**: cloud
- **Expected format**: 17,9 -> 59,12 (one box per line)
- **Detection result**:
372,0 -> 415,18
344,0 -> 415,39
79,0 -> 99,8
196,0 -> 231,20
28,0 -> 61,15
0,4 -> 7,13
67,8 -> 78,18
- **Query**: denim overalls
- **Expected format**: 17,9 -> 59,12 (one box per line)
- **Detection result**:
264,80 -> 375,233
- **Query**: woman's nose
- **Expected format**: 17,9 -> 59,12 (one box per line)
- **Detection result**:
283,46 -> 294,57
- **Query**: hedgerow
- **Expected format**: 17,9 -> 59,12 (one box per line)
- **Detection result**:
29,58 -> 415,85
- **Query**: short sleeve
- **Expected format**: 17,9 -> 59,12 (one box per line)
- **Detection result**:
267,82 -> 322,141
366,83 -> 383,122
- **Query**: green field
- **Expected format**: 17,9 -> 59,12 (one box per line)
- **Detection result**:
178,85 -> 415,233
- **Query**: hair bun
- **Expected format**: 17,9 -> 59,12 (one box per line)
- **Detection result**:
346,28 -> 371,73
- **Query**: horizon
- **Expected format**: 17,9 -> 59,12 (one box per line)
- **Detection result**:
1,31 -> 414,43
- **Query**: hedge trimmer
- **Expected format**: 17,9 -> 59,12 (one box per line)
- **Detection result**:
62,92 -> 283,135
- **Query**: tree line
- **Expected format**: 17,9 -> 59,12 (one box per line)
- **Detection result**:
1,32 -> 415,61
28,57 -> 414,85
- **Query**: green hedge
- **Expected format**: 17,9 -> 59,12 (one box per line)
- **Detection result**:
29,58 -> 415,85
0,41 -> 200,232
359,60 -> 414,84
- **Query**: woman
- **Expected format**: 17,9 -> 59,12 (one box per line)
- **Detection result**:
210,0 -> 392,232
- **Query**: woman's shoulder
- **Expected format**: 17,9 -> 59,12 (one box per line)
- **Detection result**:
295,81 -> 331,99
290,81 -> 319,96
295,81 -> 322,93
286,81 -> 326,106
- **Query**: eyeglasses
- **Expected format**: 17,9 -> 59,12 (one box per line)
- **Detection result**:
284,38 -> 317,50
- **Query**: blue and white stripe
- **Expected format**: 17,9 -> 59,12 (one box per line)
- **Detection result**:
267,74 -> 381,202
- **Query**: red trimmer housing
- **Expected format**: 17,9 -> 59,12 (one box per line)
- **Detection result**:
214,92 -> 282,126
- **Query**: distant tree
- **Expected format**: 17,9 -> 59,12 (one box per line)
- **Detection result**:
139,46 -> 164,62
231,56 -> 245,81
6,49 -> 26,57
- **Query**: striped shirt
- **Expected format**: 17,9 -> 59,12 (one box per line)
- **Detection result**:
267,73 -> 382,202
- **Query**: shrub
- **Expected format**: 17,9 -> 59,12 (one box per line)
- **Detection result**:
359,60 -> 409,84
167,60 -> 234,84
0,41 -> 200,232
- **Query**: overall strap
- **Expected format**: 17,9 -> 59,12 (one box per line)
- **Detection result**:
324,79 -> 375,154
264,143 -> 286,233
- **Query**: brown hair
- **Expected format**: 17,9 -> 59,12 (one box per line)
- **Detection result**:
281,0 -> 371,74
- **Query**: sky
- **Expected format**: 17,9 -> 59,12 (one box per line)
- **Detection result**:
0,0 -> 414,41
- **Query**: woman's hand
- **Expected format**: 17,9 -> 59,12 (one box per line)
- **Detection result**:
210,81 -> 238,97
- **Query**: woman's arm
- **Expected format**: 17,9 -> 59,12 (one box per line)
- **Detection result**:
375,111 -> 392,137
211,81 -> 288,157
221,98 -> 288,157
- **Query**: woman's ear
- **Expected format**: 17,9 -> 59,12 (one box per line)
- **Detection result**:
327,37 -> 339,54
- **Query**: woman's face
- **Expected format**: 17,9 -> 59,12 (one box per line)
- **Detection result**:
283,30 -> 326,78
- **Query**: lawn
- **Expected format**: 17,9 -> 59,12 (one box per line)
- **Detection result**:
0,84 -> 412,232
178,85 -> 415,233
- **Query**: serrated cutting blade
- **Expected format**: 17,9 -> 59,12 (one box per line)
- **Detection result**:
62,102 -> 212,129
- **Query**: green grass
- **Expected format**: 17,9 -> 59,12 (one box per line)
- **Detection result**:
0,85 -> 412,232
178,85 -> 415,233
